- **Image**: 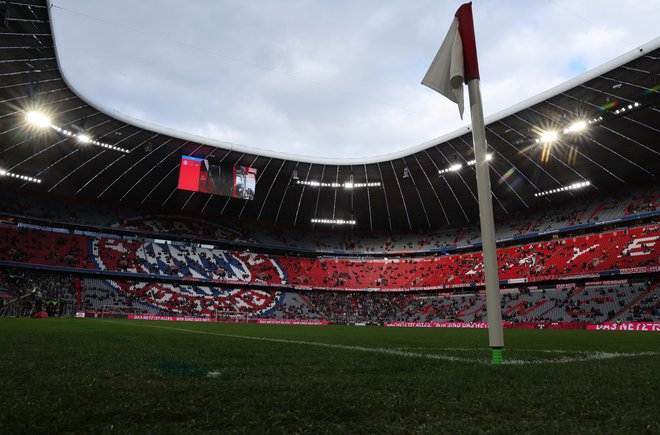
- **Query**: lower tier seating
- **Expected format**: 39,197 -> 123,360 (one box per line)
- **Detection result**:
1,269 -> 657,323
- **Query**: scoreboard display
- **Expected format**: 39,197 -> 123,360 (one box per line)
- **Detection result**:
177,155 -> 256,200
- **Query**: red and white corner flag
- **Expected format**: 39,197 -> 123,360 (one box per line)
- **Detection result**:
422,3 -> 505,356
421,2 -> 480,119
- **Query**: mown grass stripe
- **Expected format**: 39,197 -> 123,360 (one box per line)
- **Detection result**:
103,320 -> 659,366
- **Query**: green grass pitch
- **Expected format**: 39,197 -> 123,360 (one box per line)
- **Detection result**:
1,318 -> 658,433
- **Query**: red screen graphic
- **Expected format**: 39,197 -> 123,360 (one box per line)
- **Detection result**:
177,156 -> 202,192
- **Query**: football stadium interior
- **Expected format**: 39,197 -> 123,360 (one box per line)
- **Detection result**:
0,1 -> 658,433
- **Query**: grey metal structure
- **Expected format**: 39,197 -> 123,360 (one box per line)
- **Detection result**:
0,0 -> 658,232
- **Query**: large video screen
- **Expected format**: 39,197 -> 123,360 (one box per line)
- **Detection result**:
177,156 -> 256,200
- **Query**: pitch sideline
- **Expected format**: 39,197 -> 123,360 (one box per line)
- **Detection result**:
101,320 -> 658,366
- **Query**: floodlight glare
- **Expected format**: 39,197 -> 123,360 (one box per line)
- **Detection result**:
566,121 -> 587,133
0,169 -> 6,176
25,111 -> 51,128
77,134 -> 92,144
539,131 -> 558,143
449,163 -> 462,172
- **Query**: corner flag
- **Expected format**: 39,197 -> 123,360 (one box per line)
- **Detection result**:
421,2 -> 505,362
421,3 -> 479,119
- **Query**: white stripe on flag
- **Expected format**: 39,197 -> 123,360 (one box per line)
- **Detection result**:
421,17 -> 466,118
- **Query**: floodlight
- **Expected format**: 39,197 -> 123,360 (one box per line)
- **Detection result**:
449,163 -> 462,171
77,134 -> 92,144
25,111 -> 51,128
566,121 -> 587,133
539,131 -> 558,143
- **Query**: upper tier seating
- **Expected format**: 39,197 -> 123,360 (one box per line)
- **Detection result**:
1,184 -> 658,253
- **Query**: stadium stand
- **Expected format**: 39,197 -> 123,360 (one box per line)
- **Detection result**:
0,222 -> 657,291
1,183 -> 658,325
0,269 -> 78,317
81,278 -> 281,318
0,184 -> 658,253
1,267 -> 657,324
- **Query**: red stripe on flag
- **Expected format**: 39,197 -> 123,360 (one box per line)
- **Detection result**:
455,2 -> 479,81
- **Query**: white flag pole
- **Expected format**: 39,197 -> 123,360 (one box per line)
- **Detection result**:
421,2 -> 504,363
467,78 -> 504,364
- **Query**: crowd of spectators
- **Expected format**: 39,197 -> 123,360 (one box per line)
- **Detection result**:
0,226 -> 84,267
1,222 -> 657,294
1,185 -> 657,253
276,225 -> 659,290
81,278 -> 281,318
3,267 -> 655,324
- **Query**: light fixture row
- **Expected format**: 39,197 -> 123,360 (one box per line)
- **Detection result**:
536,120 -> 586,144
536,102 -> 640,144
439,153 -> 494,175
50,125 -> 130,153
25,111 -> 130,154
466,153 -> 493,166
613,102 -> 640,115
534,181 -> 590,197
297,180 -> 380,188
438,163 -> 463,175
311,218 -> 356,225
0,168 -> 42,183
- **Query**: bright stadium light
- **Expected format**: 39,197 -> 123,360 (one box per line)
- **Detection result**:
77,134 -> 92,144
537,131 -> 558,143
564,120 -> 587,134
534,180 -> 591,197
47,123 -> 130,153
467,153 -> 493,166
311,218 -> 356,225
0,168 -> 41,183
439,163 -> 464,175
25,110 -> 51,128
297,180 -> 380,189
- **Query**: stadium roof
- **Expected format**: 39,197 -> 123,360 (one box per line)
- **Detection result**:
0,0 -> 658,231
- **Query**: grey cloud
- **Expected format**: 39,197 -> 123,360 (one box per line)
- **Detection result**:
52,0 -> 659,159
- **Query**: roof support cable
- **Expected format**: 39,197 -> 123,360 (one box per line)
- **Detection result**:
293,163 -> 313,227
376,162 -> 393,231
389,160 -> 412,230
413,153 -> 451,224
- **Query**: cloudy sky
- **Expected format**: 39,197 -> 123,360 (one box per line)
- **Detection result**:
50,0 -> 659,160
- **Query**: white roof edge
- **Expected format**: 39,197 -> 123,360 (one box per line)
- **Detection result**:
47,3 -> 660,165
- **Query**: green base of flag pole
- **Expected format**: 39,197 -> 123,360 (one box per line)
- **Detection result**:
491,348 -> 503,365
